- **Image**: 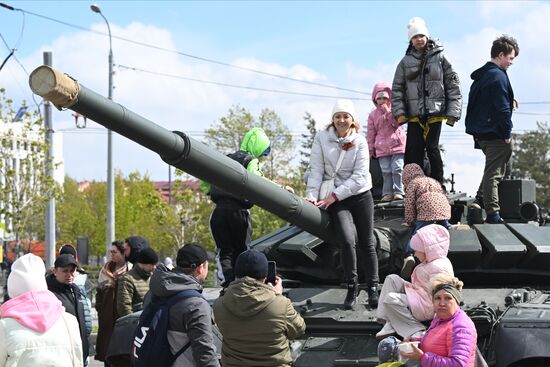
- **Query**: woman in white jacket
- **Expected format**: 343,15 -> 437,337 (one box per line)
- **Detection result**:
306,99 -> 379,309
0,254 -> 83,367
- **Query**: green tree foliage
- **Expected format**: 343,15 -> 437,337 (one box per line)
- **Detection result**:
57,177 -> 100,248
204,105 -> 254,154
203,105 -> 295,180
170,174 -> 214,252
257,108 -> 295,180
116,172 -> 180,255
57,172 -> 180,256
512,122 -> 550,209
0,88 -> 59,241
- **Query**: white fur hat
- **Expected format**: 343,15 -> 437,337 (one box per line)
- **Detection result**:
408,17 -> 429,41
332,99 -> 356,121
7,253 -> 47,298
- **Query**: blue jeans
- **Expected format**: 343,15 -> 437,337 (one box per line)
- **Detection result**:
328,190 -> 379,285
406,220 -> 451,254
378,154 -> 404,196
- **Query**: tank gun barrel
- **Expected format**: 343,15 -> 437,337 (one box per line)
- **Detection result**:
29,65 -> 335,242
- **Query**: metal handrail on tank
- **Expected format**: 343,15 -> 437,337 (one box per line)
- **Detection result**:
28,65 -> 336,243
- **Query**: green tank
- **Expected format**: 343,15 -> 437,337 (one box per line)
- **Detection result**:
29,66 -> 550,367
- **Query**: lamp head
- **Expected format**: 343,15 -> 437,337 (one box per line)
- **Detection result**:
90,4 -> 101,13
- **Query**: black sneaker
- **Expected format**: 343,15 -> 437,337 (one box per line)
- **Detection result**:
485,212 -> 505,224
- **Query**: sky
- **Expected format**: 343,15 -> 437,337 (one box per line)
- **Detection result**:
1,0 -> 549,196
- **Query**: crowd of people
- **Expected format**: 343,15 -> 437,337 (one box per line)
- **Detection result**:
0,15 -> 519,367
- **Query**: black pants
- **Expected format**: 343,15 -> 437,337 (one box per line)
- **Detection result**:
210,207 -> 252,286
404,121 -> 444,183
328,190 -> 378,285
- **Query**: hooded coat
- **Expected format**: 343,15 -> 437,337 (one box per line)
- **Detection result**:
367,82 -> 406,158
306,126 -> 372,201
404,224 -> 454,321
0,254 -> 83,367
403,163 -> 450,226
465,62 -> 514,140
213,277 -> 305,367
125,236 -> 150,265
392,39 -> 462,120
149,265 -> 220,367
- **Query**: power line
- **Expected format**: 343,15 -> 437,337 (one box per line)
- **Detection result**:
2,3 -> 371,96
117,64 -> 370,101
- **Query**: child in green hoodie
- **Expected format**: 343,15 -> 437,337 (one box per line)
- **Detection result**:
199,127 -> 271,288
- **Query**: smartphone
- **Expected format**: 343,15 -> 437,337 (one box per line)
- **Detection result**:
266,261 -> 276,284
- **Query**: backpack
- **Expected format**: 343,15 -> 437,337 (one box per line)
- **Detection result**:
131,289 -> 203,367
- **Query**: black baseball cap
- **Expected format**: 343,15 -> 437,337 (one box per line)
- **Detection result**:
176,243 -> 208,268
54,254 -> 78,268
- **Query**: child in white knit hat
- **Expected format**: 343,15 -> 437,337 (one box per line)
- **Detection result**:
391,17 -> 462,188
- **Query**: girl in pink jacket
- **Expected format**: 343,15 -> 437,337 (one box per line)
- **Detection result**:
367,82 -> 406,202
376,224 -> 454,339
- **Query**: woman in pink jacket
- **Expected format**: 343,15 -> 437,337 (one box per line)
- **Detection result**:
400,274 -> 477,367
367,82 -> 406,202
376,224 -> 454,339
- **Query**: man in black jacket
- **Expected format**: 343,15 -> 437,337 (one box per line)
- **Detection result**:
465,35 -> 520,224
46,253 -> 90,365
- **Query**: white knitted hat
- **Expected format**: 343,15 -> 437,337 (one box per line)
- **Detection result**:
332,99 -> 356,121
7,253 -> 47,298
408,17 -> 429,41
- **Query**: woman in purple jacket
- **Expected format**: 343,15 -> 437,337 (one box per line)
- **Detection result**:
400,274 -> 477,367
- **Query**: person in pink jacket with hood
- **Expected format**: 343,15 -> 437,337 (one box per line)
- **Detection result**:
0,254 -> 83,367
376,224 -> 454,339
367,82 -> 407,202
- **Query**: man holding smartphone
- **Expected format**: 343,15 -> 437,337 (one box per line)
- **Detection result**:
213,250 -> 305,367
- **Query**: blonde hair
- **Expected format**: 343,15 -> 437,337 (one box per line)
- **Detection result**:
430,273 -> 463,293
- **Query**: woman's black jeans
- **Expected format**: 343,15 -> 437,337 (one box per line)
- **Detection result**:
328,190 -> 379,285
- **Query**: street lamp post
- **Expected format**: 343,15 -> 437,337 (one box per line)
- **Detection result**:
91,4 -> 114,261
